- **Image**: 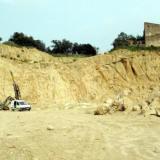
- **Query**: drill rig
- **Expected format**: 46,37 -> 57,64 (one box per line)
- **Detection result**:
0,71 -> 21,110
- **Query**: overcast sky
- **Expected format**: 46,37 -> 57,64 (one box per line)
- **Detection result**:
0,0 -> 160,52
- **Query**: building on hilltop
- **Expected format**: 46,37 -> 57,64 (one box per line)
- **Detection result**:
144,22 -> 160,47
127,22 -> 160,47
112,22 -> 160,49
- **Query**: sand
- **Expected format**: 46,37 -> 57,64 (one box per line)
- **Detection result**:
0,108 -> 160,160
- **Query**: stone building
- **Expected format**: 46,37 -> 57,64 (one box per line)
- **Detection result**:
144,22 -> 160,47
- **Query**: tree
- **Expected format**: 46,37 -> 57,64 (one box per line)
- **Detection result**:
73,44 -> 97,56
72,42 -> 79,54
46,47 -> 52,54
112,32 -> 145,50
34,40 -> 46,52
0,37 -> 2,42
113,32 -> 131,49
50,39 -> 97,56
136,35 -> 145,42
9,32 -> 46,51
51,39 -> 73,54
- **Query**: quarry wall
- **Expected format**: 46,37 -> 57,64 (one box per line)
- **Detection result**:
0,45 -> 160,108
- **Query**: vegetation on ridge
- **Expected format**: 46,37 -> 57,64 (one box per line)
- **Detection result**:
112,32 -> 145,50
2,32 -> 98,56
1,31 -> 160,55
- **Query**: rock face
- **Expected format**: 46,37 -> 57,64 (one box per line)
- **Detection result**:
0,44 -> 160,110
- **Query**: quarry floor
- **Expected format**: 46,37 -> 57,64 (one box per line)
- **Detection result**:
0,107 -> 160,160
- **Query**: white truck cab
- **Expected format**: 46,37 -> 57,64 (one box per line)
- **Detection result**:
10,100 -> 31,111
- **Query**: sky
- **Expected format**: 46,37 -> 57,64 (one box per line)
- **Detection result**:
0,0 -> 160,52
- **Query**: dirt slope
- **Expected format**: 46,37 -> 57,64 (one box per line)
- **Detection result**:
0,44 -> 160,110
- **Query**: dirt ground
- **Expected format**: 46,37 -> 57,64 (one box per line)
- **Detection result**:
0,108 -> 160,160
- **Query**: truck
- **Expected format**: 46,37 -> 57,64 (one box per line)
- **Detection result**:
10,100 -> 31,111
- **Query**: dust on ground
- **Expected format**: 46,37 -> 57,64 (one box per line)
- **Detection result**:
0,107 -> 160,160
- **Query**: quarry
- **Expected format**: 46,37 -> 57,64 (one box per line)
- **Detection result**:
0,44 -> 160,160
